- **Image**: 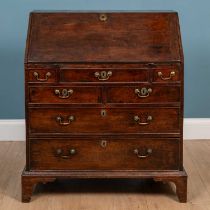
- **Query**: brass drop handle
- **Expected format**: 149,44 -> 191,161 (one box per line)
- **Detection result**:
33,71 -> 51,82
135,87 -> 152,98
56,115 -> 75,126
94,71 -> 112,81
56,148 -> 76,159
134,148 -> 152,158
134,115 -> 153,125
158,71 -> 175,80
54,89 -> 73,99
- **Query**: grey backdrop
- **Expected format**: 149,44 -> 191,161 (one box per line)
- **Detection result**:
0,0 -> 210,118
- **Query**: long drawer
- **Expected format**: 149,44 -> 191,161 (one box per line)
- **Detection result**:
30,138 -> 180,170
28,107 -> 180,134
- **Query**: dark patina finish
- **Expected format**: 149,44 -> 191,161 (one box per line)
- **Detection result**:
22,11 -> 187,202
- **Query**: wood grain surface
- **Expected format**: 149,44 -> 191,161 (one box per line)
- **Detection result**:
23,11 -> 186,202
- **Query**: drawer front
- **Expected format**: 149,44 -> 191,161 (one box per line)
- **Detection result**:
28,69 -> 57,83
29,107 -> 180,134
29,86 -> 102,104
107,85 -> 180,104
60,69 -> 149,83
153,68 -> 180,83
30,138 -> 179,170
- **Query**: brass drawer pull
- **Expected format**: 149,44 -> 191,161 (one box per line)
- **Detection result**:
33,71 -> 51,82
134,115 -> 152,125
135,87 -> 152,98
158,71 -> 175,80
134,148 -> 152,158
56,115 -> 75,126
99,14 -> 107,21
54,89 -> 73,99
56,148 -> 76,159
94,71 -> 112,81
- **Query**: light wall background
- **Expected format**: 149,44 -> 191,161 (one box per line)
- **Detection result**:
0,0 -> 210,118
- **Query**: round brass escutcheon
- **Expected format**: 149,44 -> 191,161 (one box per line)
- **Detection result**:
99,14 -> 107,21
147,115 -> 153,121
68,115 -> 75,122
56,148 -> 62,155
69,148 -> 76,155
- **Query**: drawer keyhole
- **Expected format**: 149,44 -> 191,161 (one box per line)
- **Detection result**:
100,140 -> 107,148
101,109 -> 106,117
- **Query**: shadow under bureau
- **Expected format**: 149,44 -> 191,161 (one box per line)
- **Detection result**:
22,11 -> 187,202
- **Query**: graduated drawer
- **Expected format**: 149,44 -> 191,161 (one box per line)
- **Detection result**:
59,68 -> 149,83
152,68 -> 180,83
107,85 -> 180,104
30,138 -> 180,170
28,69 -> 57,83
29,86 -> 102,104
28,107 -> 180,134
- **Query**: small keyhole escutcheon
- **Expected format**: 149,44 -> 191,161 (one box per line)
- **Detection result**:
100,140 -> 107,148
101,109 -> 106,117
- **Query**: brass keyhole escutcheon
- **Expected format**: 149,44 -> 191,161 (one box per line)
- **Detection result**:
141,87 -> 148,96
101,71 -> 107,79
100,140 -> 107,148
99,14 -> 107,21
101,109 -> 106,117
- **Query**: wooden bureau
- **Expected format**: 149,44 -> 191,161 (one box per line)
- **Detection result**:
22,11 -> 187,202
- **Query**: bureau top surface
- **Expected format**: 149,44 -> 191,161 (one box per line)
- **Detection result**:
25,11 -> 183,64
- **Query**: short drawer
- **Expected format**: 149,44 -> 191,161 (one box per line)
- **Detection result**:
59,68 -> 149,83
30,138 -> 180,170
28,69 -> 57,83
29,86 -> 102,104
28,107 -> 180,134
107,85 -> 180,104
153,68 -> 180,83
